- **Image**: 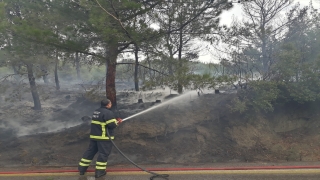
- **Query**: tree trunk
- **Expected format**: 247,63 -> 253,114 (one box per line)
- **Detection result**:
177,29 -> 183,94
166,18 -> 174,76
12,65 -> 20,81
43,74 -> 49,84
146,52 -> 153,79
106,44 -> 119,108
222,64 -> 225,76
168,54 -> 174,76
262,40 -> 268,78
41,65 -> 49,84
54,52 -> 60,91
26,63 -> 41,110
134,44 -> 139,91
75,52 -> 81,80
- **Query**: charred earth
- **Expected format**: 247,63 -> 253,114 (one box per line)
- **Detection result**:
1,89 -> 320,167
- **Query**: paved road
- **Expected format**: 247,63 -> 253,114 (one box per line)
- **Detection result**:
2,169 -> 320,180
2,162 -> 320,180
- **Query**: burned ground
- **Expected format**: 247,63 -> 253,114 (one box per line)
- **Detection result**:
1,88 -> 320,168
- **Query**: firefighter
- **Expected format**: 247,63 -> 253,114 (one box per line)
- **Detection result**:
78,98 -> 123,178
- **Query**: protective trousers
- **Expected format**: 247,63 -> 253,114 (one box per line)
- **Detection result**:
78,140 -> 113,173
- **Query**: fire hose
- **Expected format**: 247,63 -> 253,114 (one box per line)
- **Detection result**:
107,129 -> 169,180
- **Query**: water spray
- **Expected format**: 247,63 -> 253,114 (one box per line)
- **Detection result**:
122,104 -> 163,121
122,91 -> 197,122
112,91 -> 199,179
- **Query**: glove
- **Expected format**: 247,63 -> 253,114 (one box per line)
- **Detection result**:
116,118 -> 123,125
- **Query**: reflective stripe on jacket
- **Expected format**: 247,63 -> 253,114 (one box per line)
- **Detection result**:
89,107 -> 118,141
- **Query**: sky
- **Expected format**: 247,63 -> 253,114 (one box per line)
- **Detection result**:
198,0 -> 320,63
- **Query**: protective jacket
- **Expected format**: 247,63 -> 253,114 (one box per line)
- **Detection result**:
90,106 -> 118,140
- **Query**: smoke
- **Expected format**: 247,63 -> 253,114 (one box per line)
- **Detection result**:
0,78 -> 217,138
17,121 -> 83,137
117,87 -> 176,105
0,86 -> 98,138
0,109 -> 85,137
123,90 -> 202,121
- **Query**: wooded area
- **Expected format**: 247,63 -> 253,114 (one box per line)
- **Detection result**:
0,0 -> 319,113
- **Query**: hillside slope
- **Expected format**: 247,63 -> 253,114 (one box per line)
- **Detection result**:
1,92 -> 320,167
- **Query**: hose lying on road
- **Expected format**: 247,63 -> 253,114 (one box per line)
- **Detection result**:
107,129 -> 169,180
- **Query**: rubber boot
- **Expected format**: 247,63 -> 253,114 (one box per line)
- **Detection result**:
78,166 -> 88,176
95,170 -> 106,178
